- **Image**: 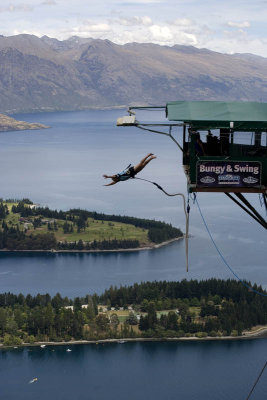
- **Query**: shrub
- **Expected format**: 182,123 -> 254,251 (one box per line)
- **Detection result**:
3,334 -> 22,346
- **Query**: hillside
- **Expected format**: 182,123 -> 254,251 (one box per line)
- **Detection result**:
0,200 -> 182,251
0,34 -> 266,113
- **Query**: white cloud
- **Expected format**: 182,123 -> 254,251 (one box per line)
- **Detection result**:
147,24 -> 198,46
227,21 -> 250,28
69,22 -> 111,37
117,16 -> 153,26
172,18 -> 193,27
122,0 -> 162,3
82,22 -> 111,32
0,4 -> 34,13
149,25 -> 173,42
202,29 -> 267,57
41,0 -> 56,5
223,28 -> 249,42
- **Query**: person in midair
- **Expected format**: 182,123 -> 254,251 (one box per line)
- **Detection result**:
103,153 -> 156,186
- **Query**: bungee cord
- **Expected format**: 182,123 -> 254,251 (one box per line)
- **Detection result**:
133,176 -> 189,272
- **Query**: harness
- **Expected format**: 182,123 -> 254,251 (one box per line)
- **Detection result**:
116,164 -> 135,181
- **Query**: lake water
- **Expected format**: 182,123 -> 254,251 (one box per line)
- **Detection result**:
1,340 -> 267,400
0,110 -> 266,399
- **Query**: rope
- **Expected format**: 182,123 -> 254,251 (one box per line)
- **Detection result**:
135,125 -> 184,152
134,177 -> 189,272
246,360 -> 267,400
195,197 -> 267,297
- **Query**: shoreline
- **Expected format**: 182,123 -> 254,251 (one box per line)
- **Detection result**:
6,105 -> 130,115
1,327 -> 267,350
0,236 -> 183,254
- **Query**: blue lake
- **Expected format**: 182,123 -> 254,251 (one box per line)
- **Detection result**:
0,110 -> 266,399
1,340 -> 267,400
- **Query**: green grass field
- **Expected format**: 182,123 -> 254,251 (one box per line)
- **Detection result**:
28,218 -> 148,243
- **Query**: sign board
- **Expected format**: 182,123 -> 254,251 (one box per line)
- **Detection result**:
197,161 -> 261,188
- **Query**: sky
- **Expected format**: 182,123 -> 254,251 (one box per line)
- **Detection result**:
0,0 -> 267,57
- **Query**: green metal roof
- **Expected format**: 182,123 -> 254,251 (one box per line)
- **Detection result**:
166,101 -> 267,131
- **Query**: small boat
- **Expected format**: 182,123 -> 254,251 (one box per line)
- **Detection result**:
40,345 -> 46,348
29,378 -> 38,384
66,348 -> 72,352
118,340 -> 126,344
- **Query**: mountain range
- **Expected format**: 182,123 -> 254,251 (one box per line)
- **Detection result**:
0,34 -> 266,114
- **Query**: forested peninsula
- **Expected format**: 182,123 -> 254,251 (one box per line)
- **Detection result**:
0,199 -> 182,251
1,279 -> 267,347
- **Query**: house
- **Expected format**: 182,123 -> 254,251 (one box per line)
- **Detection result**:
65,306 -> 74,311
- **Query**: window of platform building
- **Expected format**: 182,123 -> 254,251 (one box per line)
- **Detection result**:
233,131 -> 267,147
185,129 -> 267,158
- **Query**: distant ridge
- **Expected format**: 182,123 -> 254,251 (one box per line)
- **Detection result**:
0,34 -> 266,114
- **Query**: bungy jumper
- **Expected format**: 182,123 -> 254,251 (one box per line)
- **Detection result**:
117,101 -> 267,271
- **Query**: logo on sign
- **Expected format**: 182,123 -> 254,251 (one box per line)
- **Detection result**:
200,176 -> 215,184
218,175 -> 240,182
243,176 -> 258,184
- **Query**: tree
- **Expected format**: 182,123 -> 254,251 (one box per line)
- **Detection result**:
190,297 -> 200,307
0,309 -> 7,333
76,217 -> 86,232
85,304 -> 96,320
140,299 -> 149,312
72,311 -> 84,338
159,314 -> 168,329
77,240 -> 84,250
6,317 -> 18,335
51,293 -> 64,311
167,311 -> 178,331
110,313 -> 120,330
33,217 -> 42,229
63,221 -> 70,234
179,302 -> 189,319
74,297 -> 82,312
146,302 -> 158,330
95,314 -> 109,332
0,203 -> 7,219
126,312 -> 138,325
43,304 -> 54,335
14,308 -> 26,329
139,315 -> 149,331
3,334 -> 22,346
